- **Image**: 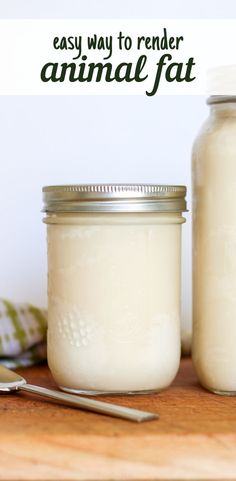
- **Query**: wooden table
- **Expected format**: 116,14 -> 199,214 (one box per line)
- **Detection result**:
1,358 -> 236,480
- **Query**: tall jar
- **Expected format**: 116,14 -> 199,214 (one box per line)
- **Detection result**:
192,97 -> 236,395
43,184 -> 187,395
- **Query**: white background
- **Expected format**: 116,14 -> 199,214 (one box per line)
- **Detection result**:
1,0 -> 236,345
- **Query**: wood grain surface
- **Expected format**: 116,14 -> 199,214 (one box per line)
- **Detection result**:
1,359 -> 236,480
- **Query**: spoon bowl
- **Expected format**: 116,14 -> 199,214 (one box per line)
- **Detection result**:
0,364 -> 26,391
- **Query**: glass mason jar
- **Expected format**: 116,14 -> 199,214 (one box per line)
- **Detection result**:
192,96 -> 236,395
43,184 -> 187,395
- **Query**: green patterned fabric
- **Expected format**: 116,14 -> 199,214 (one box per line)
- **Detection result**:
0,299 -> 47,368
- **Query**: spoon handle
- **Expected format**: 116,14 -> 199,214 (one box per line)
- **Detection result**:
20,383 -> 159,422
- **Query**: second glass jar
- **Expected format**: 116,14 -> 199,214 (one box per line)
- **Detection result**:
192,97 -> 236,395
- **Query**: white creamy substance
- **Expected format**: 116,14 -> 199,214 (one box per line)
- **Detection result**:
46,212 -> 184,393
192,104 -> 236,393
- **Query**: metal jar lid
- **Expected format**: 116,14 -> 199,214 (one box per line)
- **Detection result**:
42,184 -> 187,213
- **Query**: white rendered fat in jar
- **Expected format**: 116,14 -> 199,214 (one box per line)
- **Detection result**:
192,97 -> 236,394
43,184 -> 187,395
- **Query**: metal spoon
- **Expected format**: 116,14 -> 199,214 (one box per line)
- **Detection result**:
0,364 -> 159,422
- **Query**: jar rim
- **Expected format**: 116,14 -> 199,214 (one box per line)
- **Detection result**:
42,183 -> 187,213
207,96 -> 236,105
